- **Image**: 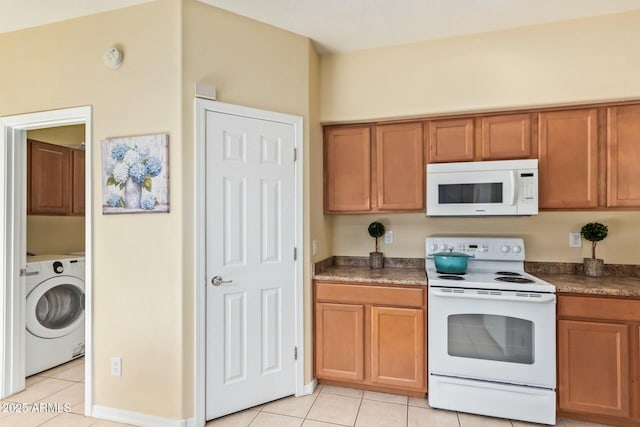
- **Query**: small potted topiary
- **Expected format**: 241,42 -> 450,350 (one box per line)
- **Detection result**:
581,222 -> 608,277
368,221 -> 385,269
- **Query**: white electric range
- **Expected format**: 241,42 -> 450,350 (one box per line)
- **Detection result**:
426,236 -> 557,425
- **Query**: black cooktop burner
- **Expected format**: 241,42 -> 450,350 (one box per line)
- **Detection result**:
495,271 -> 522,276
495,276 -> 535,284
438,275 -> 466,281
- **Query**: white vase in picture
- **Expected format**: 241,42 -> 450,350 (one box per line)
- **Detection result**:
125,179 -> 142,209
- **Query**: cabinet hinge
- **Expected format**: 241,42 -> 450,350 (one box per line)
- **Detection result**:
293,148 -> 297,162
294,247 -> 297,261
294,346 -> 298,360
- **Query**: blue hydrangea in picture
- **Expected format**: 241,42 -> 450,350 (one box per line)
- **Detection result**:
101,134 -> 169,214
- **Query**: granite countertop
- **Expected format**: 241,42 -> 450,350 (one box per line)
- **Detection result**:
537,273 -> 640,298
313,265 -> 428,286
312,257 -> 640,297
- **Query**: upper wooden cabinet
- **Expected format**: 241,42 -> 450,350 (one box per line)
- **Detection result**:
28,140 -> 85,216
480,114 -> 533,160
427,118 -> 474,163
324,123 -> 424,213
375,123 -> 424,211
538,109 -> 599,209
324,126 -> 372,212
607,105 -> 640,207
29,140 -> 72,215
325,100 -> 640,213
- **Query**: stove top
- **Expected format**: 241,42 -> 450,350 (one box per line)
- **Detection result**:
425,236 -> 555,293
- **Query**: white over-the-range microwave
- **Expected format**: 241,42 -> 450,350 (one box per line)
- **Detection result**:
426,159 -> 538,216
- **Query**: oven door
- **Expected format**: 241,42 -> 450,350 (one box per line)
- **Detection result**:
428,286 -> 556,389
426,169 -> 517,216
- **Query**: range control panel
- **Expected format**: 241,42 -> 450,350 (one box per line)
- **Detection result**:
426,236 -> 526,261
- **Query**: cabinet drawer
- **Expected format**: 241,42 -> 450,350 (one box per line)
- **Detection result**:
315,282 -> 424,308
558,295 -> 640,322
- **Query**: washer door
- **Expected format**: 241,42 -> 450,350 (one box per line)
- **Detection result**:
26,276 -> 85,339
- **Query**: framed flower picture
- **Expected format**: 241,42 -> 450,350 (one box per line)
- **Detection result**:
101,133 -> 169,214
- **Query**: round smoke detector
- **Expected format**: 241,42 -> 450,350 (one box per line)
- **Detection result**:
103,47 -> 123,69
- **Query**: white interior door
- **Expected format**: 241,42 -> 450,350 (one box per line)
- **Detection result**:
205,110 -> 297,420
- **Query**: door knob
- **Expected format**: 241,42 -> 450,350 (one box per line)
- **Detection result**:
211,275 -> 232,286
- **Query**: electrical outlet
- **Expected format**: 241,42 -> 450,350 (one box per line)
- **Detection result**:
111,357 -> 122,376
312,240 -> 317,256
569,232 -> 582,248
384,231 -> 394,244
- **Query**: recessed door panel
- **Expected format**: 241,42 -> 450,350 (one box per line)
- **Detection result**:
261,288 -> 281,375
224,291 -> 247,384
261,179 -> 281,264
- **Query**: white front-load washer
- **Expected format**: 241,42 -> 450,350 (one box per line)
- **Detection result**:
25,255 -> 85,376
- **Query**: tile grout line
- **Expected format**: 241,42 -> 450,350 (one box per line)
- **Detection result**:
355,394 -> 364,427
300,385 -> 322,421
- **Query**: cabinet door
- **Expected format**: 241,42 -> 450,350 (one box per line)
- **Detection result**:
315,303 -> 364,381
558,319 -> 630,418
607,105 -> 640,207
375,123 -> 424,210
538,109 -> 598,209
29,140 -> 72,215
324,126 -> 371,212
427,118 -> 474,163
370,306 -> 425,390
480,114 -> 532,160
72,150 -> 85,215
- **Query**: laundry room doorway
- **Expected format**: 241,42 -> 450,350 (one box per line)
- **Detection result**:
0,107 -> 93,414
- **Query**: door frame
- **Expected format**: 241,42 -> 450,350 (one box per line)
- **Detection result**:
194,99 -> 305,426
0,106 -> 93,414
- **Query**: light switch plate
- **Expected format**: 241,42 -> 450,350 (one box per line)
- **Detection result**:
569,232 -> 582,248
384,231 -> 393,244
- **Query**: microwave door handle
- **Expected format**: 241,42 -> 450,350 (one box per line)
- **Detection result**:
507,171 -> 517,205
430,288 -> 556,304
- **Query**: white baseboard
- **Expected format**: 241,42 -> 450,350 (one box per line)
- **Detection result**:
301,379 -> 317,396
92,405 -> 192,427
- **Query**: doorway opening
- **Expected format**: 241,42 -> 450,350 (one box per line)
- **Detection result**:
0,107 -> 93,416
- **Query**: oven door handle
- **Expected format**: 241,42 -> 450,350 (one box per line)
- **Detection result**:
430,288 -> 556,303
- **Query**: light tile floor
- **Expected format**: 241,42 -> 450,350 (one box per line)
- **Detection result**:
1,364 -> 618,427
206,384 -> 617,427
0,357 -> 133,427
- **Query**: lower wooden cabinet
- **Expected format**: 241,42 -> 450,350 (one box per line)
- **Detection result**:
558,294 -> 640,427
315,303 -> 364,381
370,306 -> 424,389
314,281 -> 426,394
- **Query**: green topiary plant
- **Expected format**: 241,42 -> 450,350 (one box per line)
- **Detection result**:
581,222 -> 608,259
368,221 -> 385,253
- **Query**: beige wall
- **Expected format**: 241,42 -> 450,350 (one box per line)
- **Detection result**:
0,0 -> 185,419
321,10 -> 640,265
27,216 -> 85,255
321,10 -> 640,123
27,125 -> 85,146
331,211 -> 640,264
179,0 -> 321,411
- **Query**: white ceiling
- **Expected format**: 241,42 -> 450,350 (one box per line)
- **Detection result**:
3,0 -> 640,54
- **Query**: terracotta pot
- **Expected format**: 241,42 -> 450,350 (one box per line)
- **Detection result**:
369,252 -> 384,269
584,258 -> 604,277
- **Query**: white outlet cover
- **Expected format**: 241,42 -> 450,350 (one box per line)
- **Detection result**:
111,356 -> 122,376
384,230 -> 393,244
569,232 -> 582,248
